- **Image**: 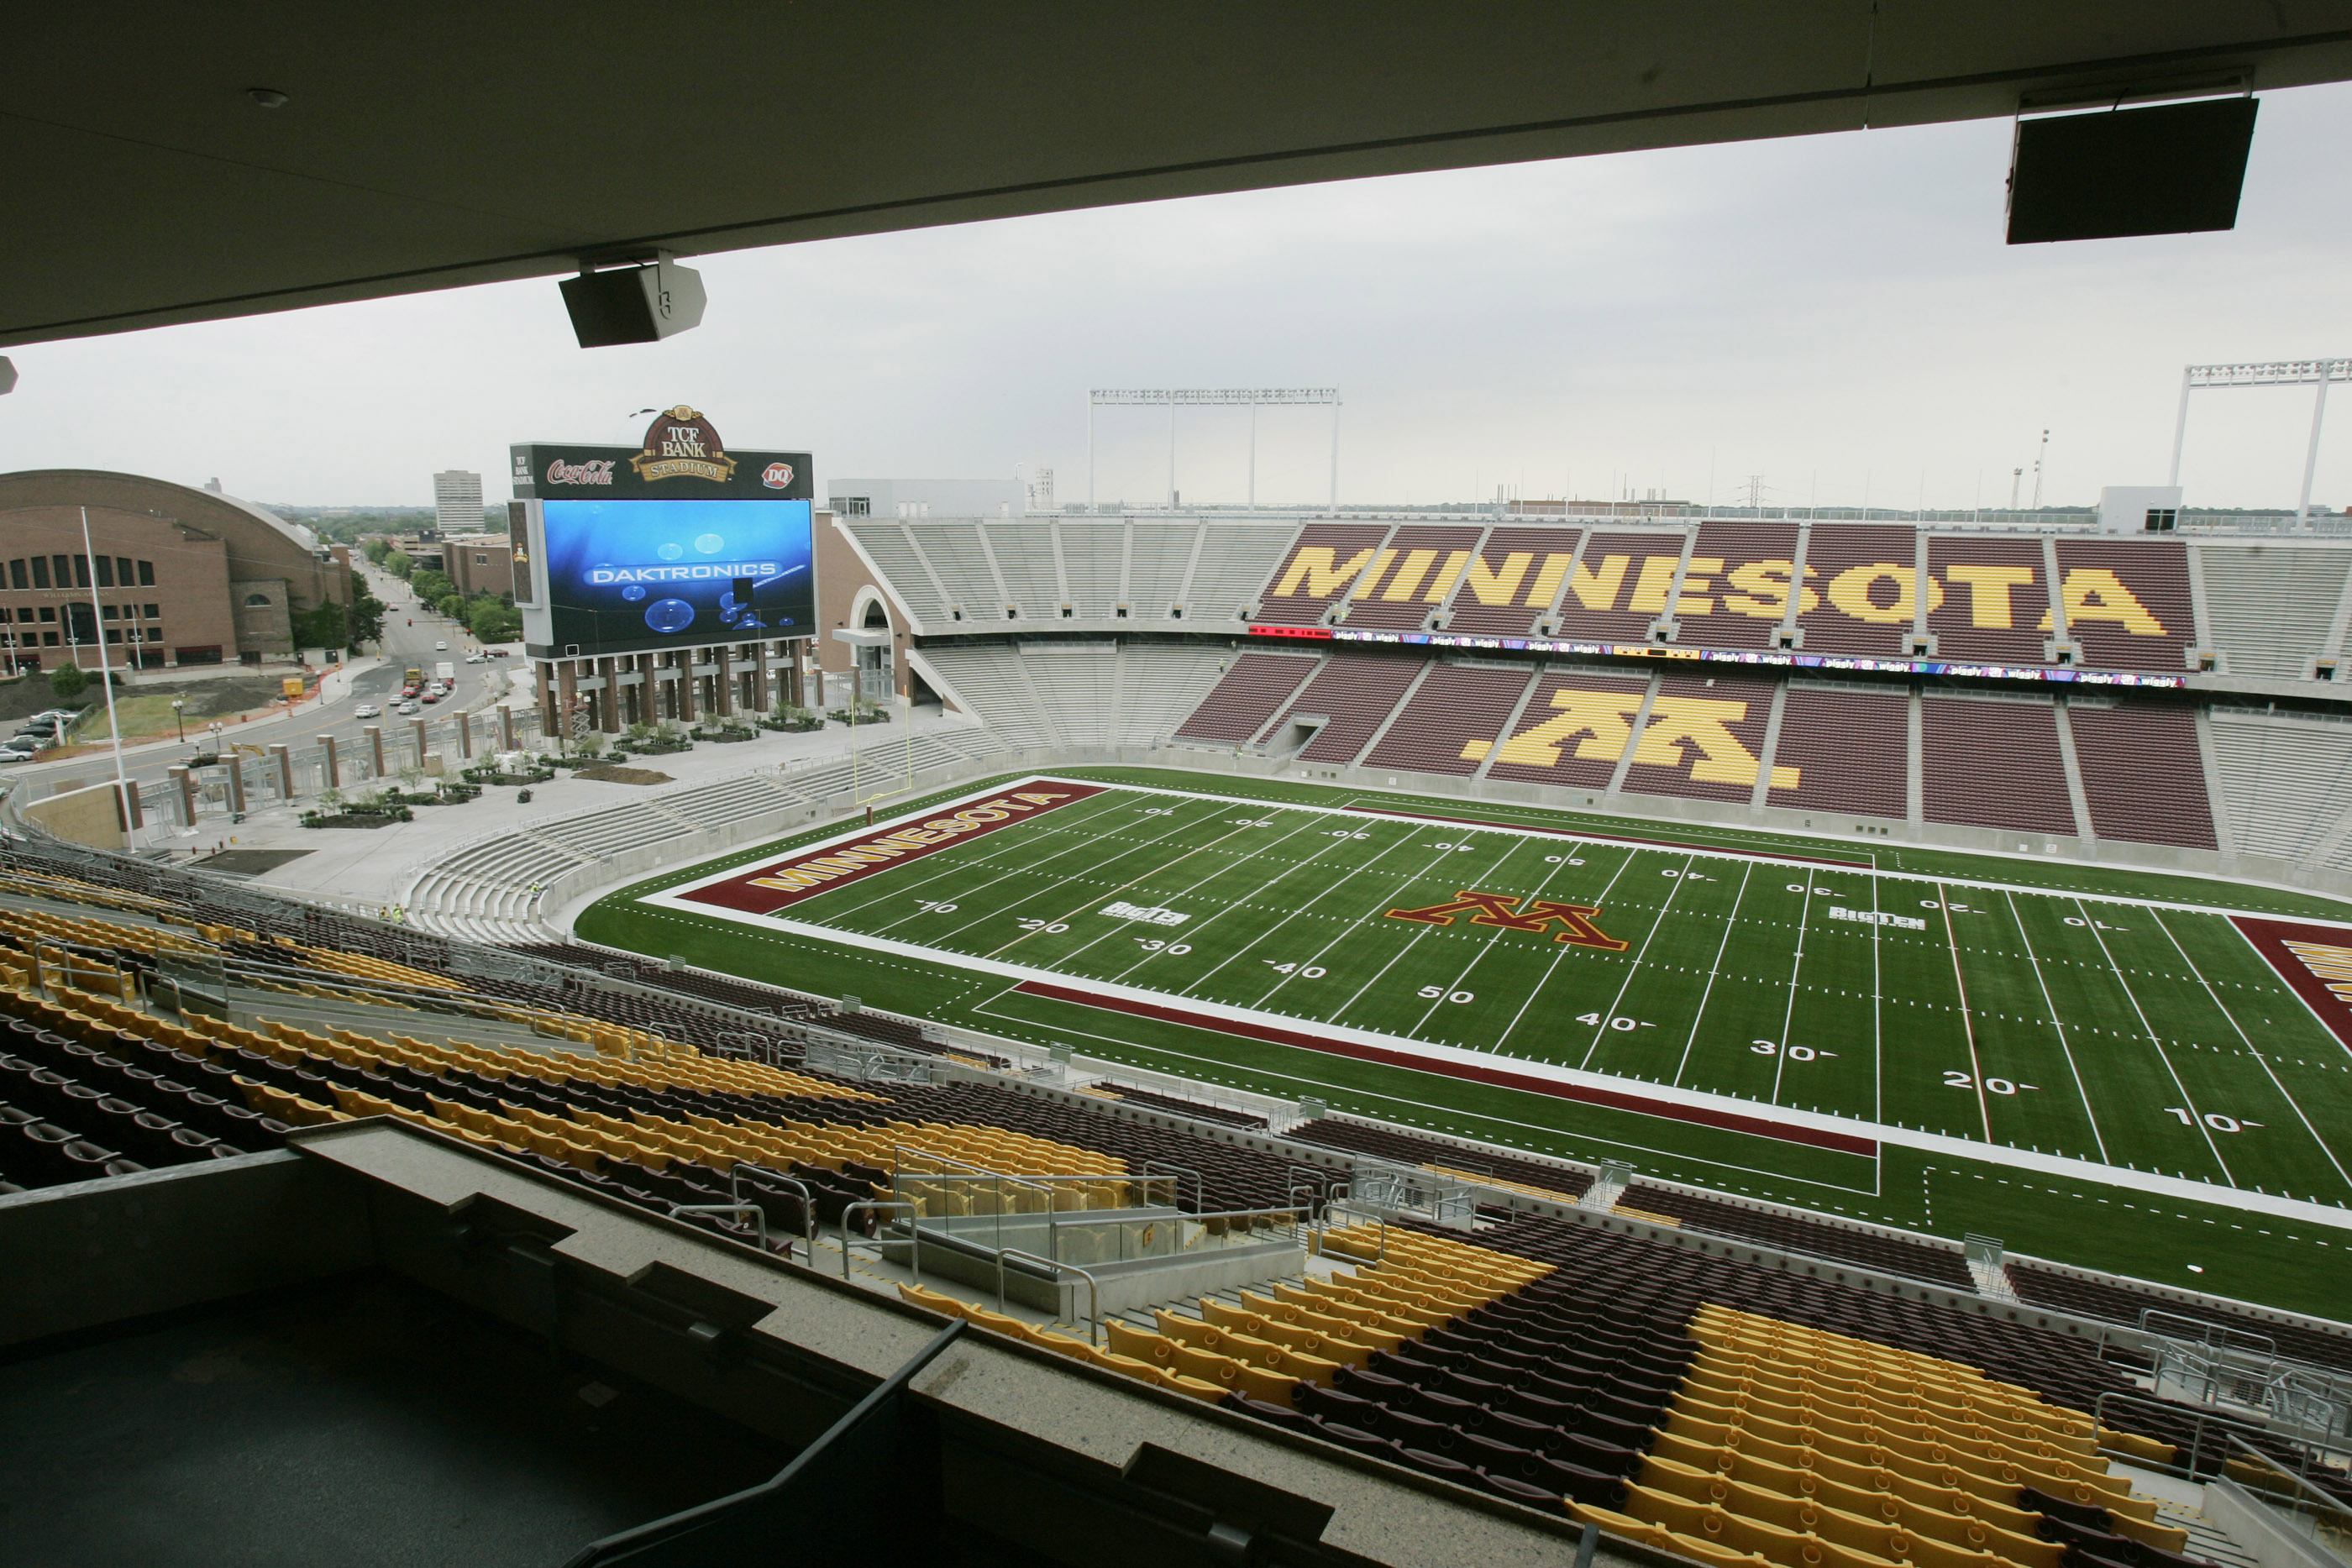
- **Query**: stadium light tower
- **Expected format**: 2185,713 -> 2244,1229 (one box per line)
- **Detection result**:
2171,358 -> 2352,519
1088,388 -> 1338,513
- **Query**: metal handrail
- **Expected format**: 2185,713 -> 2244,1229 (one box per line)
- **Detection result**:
667,1202 -> 769,1251
1142,1157 -> 1204,1211
562,1319 -> 967,1567
728,1166 -> 817,1261
841,1199 -> 920,1285
1319,1199 -> 1388,1262
998,1246 -> 1101,1345
2219,1434 -> 2352,1544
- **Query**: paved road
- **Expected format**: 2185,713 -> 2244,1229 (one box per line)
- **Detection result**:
7,564 -> 527,796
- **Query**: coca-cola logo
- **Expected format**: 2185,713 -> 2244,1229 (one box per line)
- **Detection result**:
547,458 -> 617,485
761,462 -> 795,490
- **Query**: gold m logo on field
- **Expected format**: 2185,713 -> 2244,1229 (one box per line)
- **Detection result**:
1462,690 -> 1798,789
1386,889 -> 1628,950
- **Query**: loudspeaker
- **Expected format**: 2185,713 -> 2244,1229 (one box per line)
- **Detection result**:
0,356 -> 15,396
559,256 -> 707,347
2007,97 -> 2258,244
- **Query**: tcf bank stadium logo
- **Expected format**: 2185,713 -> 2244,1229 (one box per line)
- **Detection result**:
632,406 -> 738,484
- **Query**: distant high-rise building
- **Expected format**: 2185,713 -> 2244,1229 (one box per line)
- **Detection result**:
1025,467 -> 1055,514
433,469 -> 483,538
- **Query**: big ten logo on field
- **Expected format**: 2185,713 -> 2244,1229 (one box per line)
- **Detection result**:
1462,690 -> 1795,789
1386,890 -> 1627,950
1265,538 -> 2171,635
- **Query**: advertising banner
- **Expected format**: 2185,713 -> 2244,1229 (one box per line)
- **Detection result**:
513,407 -> 814,658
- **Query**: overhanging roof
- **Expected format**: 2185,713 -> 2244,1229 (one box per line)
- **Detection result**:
8,3 -> 2352,348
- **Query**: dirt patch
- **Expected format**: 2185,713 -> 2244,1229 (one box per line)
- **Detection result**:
191,848 -> 315,875
573,765 -> 672,785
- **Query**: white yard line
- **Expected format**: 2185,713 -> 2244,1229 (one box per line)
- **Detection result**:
2071,897 -> 2236,1186
1577,854 -> 1696,1072
2150,908 -> 2352,1195
1998,889 -> 2112,1166
1175,821 -> 1460,999
1674,863 -> 1756,1090
1095,809 -> 1377,986
1770,877 -> 1820,1105
1493,848 -> 1642,1057
1315,832 -> 1535,1030
1256,832 -> 1519,1015
1002,806 -> 1336,967
1938,882 -> 1995,1144
1404,836 -> 1593,1044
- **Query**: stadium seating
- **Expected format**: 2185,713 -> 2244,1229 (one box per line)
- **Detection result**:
1284,1117 -> 1594,1203
2206,710 -> 2352,866
1766,684 -> 1909,820
2065,705 -> 2217,850
837,519 -> 1296,629
2196,544 -> 2349,680
1551,531 -> 1685,642
1671,520 -> 1800,650
1260,652 -> 1428,763
1360,662 -> 1536,776
918,641 -> 1230,749
1483,670 -> 1653,790
1617,1183 -> 1975,1289
1253,522 -> 1394,627
1793,524 -> 1916,656
1172,650 -> 1323,745
2054,540 -> 2195,673
1921,697 -> 2079,838
1443,526 -> 1579,637
1927,535 -> 2051,665
8,825 -> 2348,1534
1340,524 -> 1484,631
1621,669 -> 1780,805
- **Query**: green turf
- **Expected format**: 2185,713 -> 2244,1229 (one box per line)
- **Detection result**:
575,767 -> 2352,1319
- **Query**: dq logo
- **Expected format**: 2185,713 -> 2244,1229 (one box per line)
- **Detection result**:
1465,691 -> 1798,789
761,462 -> 795,490
1387,890 -> 1628,950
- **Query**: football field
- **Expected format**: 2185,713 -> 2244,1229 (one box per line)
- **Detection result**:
579,768 -> 2352,1314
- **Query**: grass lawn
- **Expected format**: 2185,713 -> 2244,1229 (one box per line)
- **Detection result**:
575,766 -> 2352,1318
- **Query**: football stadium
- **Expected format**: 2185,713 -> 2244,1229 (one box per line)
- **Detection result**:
8,11 -> 2352,1568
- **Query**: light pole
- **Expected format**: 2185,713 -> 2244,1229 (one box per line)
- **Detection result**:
172,699 -> 185,742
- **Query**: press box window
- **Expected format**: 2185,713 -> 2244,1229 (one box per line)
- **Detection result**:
2145,508 -> 2178,532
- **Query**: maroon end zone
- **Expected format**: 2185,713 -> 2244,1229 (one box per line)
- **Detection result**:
1013,978 -> 1877,1156
680,782 -> 1107,913
2231,915 -> 2352,1051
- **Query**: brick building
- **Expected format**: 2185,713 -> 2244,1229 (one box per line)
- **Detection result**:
0,469 -> 354,672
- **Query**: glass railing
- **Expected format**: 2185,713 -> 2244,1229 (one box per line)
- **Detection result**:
2222,1437 -> 2352,1566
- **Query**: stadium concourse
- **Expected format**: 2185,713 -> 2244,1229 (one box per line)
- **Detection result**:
10,509 -> 2352,1565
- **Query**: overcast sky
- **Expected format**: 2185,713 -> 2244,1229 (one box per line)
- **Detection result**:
10,83 -> 2352,514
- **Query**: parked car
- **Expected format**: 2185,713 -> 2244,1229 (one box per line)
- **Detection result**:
353,703 -> 380,718
0,745 -> 38,763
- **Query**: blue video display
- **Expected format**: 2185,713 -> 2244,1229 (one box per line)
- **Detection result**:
541,497 -> 814,655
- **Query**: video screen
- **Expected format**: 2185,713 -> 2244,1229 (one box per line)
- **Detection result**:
541,497 -> 814,656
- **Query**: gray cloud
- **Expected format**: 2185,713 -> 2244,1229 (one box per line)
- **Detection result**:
6,82 -> 2352,513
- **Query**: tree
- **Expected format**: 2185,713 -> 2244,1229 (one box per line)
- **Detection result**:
345,582 -> 387,647
385,549 -> 412,579
290,599 -> 348,651
467,595 -> 522,642
360,538 -> 391,565
49,662 -> 87,702
410,568 -> 454,604
437,592 -> 466,621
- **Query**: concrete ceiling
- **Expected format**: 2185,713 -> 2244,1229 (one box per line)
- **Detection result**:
8,3 -> 2352,348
